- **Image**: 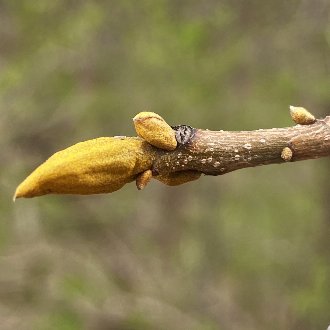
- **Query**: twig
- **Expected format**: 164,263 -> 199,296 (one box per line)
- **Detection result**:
153,115 -> 330,177
14,106 -> 330,199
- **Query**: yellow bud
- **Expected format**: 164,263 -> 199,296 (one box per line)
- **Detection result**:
136,169 -> 153,190
14,137 -> 154,199
133,112 -> 177,151
281,146 -> 293,162
289,106 -> 316,125
155,171 -> 201,186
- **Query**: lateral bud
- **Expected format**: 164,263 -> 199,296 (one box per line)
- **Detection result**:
281,146 -> 293,162
154,171 -> 201,186
136,169 -> 153,190
133,112 -> 177,151
289,106 -> 316,125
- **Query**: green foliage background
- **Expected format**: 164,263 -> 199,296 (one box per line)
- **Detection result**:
1,1 -> 329,329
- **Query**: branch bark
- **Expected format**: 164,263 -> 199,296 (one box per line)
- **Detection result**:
152,116 -> 330,177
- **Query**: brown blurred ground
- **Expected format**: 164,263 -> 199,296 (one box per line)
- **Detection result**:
1,1 -> 330,329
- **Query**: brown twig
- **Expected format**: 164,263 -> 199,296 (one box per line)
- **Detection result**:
153,115 -> 330,177
14,107 -> 330,198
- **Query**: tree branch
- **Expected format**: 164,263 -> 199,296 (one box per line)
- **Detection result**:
153,116 -> 330,177
14,107 -> 330,199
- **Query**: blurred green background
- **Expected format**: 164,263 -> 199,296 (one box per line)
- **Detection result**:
1,1 -> 330,329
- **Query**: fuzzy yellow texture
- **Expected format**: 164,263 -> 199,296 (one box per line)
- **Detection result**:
133,112 -> 177,151
155,171 -> 201,186
289,106 -> 316,125
136,169 -> 153,190
281,147 -> 293,162
14,137 -> 154,198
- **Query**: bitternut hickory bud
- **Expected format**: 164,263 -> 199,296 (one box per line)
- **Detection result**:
289,106 -> 316,125
133,112 -> 177,151
136,169 -> 153,190
154,171 -> 201,186
281,146 -> 293,162
14,137 -> 154,199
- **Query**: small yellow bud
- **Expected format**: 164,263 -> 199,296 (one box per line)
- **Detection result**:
281,146 -> 293,162
289,106 -> 316,125
133,112 -> 177,151
136,169 -> 153,190
14,137 -> 154,199
155,171 -> 201,186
